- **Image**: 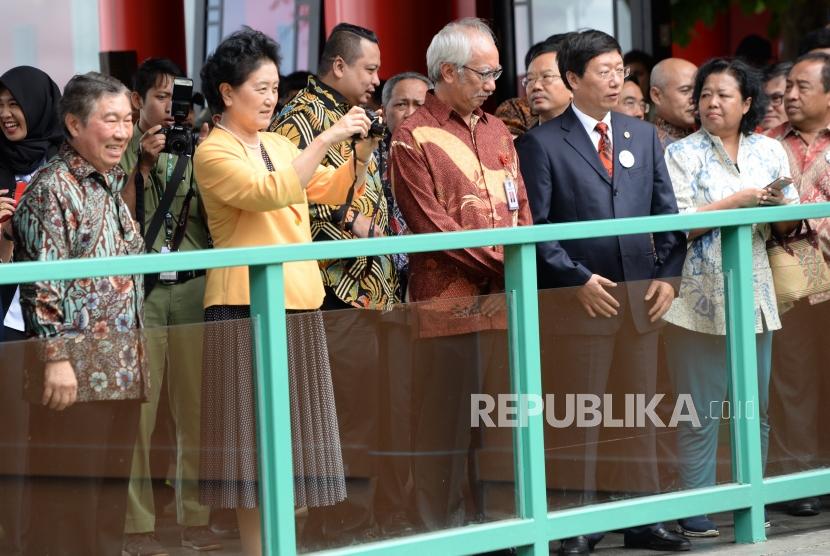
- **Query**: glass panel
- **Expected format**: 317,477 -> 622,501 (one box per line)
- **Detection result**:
767,256 -> 830,488
296,293 -> 516,553
0,319 -> 254,555
538,275 -> 733,520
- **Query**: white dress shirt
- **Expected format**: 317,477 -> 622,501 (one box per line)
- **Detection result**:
571,102 -> 613,152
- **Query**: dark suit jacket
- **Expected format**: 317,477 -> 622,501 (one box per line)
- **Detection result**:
516,105 -> 686,335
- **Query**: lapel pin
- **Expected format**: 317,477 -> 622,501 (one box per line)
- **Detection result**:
619,150 -> 635,168
624,131 -> 631,139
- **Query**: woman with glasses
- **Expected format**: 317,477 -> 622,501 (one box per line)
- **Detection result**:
761,61 -> 792,131
664,57 -> 799,539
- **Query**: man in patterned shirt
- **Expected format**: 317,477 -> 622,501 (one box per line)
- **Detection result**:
13,72 -> 146,555
271,22 -> 399,538
390,17 -> 532,531
766,51 -> 830,518
272,23 -> 397,309
650,58 -> 697,148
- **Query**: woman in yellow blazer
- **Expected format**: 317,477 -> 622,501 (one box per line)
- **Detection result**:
194,27 -> 379,555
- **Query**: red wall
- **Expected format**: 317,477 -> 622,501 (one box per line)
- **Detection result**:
98,0 -> 187,73
323,0 -> 476,79
672,5 -> 777,66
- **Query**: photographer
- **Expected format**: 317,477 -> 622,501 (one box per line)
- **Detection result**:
119,58 -> 219,555
271,22 -> 399,539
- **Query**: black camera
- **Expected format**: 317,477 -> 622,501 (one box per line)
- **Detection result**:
160,77 -> 199,157
365,108 -> 386,138
352,108 -> 386,141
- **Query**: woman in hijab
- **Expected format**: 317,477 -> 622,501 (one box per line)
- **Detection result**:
0,66 -> 63,333
0,65 -> 62,555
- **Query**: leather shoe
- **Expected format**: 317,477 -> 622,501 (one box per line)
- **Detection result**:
558,535 -> 590,555
787,497 -> 821,517
623,525 -> 691,551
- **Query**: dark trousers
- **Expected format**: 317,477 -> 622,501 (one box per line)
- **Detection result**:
411,330 -> 507,531
543,308 -> 660,537
374,311 -> 415,525
0,327 -> 28,555
25,400 -> 140,556
770,299 -> 830,474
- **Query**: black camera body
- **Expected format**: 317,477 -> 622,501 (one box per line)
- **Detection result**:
364,108 -> 386,138
160,77 -> 198,157
351,108 -> 386,141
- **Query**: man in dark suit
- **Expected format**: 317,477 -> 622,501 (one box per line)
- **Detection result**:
516,29 -> 689,555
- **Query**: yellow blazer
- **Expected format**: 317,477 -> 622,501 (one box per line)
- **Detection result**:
194,127 -> 363,309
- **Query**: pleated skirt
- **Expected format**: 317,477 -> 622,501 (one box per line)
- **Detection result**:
199,305 -> 346,509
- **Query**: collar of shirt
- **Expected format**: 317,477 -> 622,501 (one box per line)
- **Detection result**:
770,120 -> 830,144
307,75 -> 351,112
700,127 -> 751,173
654,116 -> 693,140
58,142 -> 125,189
423,91 -> 489,127
571,101 -> 612,151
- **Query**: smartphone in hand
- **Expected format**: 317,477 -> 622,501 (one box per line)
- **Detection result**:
765,176 -> 793,192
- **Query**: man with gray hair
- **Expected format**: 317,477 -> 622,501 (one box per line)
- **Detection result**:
650,58 -> 697,148
379,71 -> 431,295
14,71 -> 146,555
390,18 -> 531,530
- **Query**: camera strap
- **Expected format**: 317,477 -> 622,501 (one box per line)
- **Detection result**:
144,154 -> 189,253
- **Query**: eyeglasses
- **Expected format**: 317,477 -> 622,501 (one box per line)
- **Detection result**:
461,65 -> 503,82
768,93 -> 784,107
621,98 -> 650,114
593,66 -> 631,81
521,72 -> 562,88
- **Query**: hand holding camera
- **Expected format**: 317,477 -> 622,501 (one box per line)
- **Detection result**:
326,106 -> 386,160
138,124 -> 166,174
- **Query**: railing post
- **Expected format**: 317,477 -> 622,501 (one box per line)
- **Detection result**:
504,243 -> 549,555
721,225 -> 766,543
249,263 -> 296,555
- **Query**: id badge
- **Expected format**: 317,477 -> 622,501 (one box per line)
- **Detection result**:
504,177 -> 519,211
159,246 -> 178,282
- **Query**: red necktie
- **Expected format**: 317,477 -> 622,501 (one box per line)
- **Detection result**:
595,122 -> 613,178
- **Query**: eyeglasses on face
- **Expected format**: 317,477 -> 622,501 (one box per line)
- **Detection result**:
461,65 -> 503,82
768,93 -> 784,107
621,98 -> 650,113
522,72 -> 562,88
593,66 -> 631,81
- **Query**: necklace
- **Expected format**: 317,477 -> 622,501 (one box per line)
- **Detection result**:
216,122 -> 260,149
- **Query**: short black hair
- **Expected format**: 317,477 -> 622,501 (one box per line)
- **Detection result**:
200,26 -> 281,115
799,27 -> 830,56
793,51 -> 830,92
132,58 -> 183,100
693,57 -> 767,136
525,33 -> 570,69
623,49 -> 655,71
557,29 -> 621,91
624,74 -> 640,87
318,23 -> 378,76
762,61 -> 792,84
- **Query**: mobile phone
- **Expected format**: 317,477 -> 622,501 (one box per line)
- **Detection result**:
765,177 -> 793,192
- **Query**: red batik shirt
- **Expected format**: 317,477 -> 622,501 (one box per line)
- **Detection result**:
767,122 -> 830,304
389,92 -> 532,337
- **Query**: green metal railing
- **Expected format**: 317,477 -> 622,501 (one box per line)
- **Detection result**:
3,203 -> 830,555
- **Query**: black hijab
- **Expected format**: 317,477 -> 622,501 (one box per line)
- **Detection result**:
0,66 -> 63,191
